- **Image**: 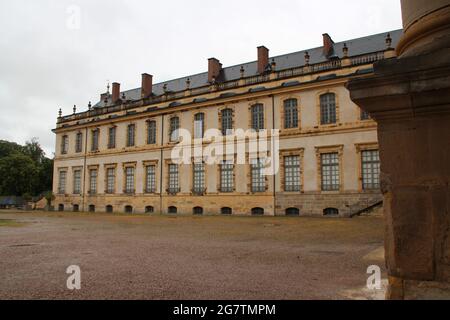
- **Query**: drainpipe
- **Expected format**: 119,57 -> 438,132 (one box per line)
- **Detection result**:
81,127 -> 88,212
159,114 -> 165,215
271,94 -> 276,216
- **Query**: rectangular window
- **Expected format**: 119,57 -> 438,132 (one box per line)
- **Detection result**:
193,163 -> 205,194
284,156 -> 301,192
321,153 -> 340,191
194,113 -> 205,139
251,104 -> 265,131
73,170 -> 81,194
170,117 -> 180,142
125,167 -> 135,194
251,158 -> 266,193
221,109 -> 233,136
106,168 -> 115,194
91,129 -> 99,151
320,93 -> 337,125
127,124 -> 135,147
168,164 -> 179,194
75,133 -> 83,153
108,127 -> 116,149
61,136 -> 68,154
89,169 -> 97,194
362,150 -> 380,190
147,121 -> 156,145
58,171 -> 67,194
284,99 -> 299,129
220,160 -> 234,193
145,165 -> 156,193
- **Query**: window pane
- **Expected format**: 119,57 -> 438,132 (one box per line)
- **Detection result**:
284,155 -> 300,192
321,153 -> 339,191
146,165 -> 156,193
168,164 -> 179,193
251,104 -> 264,131
194,113 -> 205,139
193,163 -> 205,193
89,169 -> 97,194
108,127 -> 116,149
251,158 -> 266,192
284,99 -> 298,129
92,130 -> 99,151
107,168 -> 115,194
170,117 -> 179,142
73,170 -> 81,194
220,160 -> 234,192
125,167 -> 134,193
127,124 -> 135,147
320,93 -> 337,125
221,109 -> 233,136
147,121 -> 156,144
58,171 -> 67,194
362,150 -> 380,190
75,133 -> 83,153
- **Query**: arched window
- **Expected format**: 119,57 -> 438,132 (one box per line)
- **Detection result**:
89,205 -> 95,213
286,208 -> 300,216
124,205 -> 133,214
323,208 -> 339,216
221,207 -> 232,215
169,117 -> 180,142
168,206 -> 177,214
193,207 -> 203,215
106,205 -> 113,213
73,204 -> 79,212
145,206 -> 154,214
221,109 -> 233,135
251,207 -> 265,216
251,104 -> 265,131
320,93 -> 337,125
194,113 -> 205,139
284,99 -> 298,129
58,204 -> 64,212
147,120 -> 157,144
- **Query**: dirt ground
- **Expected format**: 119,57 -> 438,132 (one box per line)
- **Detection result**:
0,210 -> 387,300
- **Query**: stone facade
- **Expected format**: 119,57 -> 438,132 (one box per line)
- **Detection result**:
52,31 -> 399,217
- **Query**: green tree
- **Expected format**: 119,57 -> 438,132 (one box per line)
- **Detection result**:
23,138 -> 45,164
0,154 -> 38,196
0,140 -> 23,158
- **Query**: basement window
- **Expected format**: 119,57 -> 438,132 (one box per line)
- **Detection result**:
323,208 -> 339,216
251,207 -> 265,216
286,208 -> 300,216
221,207 -> 232,215
193,207 -> 203,215
168,206 -> 177,214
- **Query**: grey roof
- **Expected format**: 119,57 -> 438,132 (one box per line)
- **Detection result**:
94,29 -> 402,108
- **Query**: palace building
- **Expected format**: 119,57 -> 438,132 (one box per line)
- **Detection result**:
52,29 -> 402,216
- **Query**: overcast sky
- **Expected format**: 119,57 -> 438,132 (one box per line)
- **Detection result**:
0,0 -> 402,157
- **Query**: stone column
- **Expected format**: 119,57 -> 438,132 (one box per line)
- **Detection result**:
347,0 -> 450,299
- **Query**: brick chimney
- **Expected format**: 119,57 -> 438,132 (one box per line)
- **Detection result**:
323,33 -> 335,59
112,82 -> 120,104
208,58 -> 222,83
141,73 -> 153,98
257,46 -> 269,74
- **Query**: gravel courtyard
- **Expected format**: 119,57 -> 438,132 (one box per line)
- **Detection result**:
0,210 -> 386,300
